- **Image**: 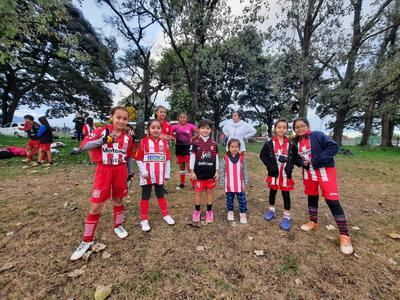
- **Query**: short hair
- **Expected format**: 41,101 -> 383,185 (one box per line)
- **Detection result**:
198,118 -> 213,129
228,138 -> 241,148
293,117 -> 310,130
23,115 -> 34,121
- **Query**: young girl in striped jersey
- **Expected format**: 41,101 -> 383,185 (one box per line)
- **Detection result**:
219,139 -> 249,224
260,119 -> 303,231
136,119 -> 175,232
293,117 -> 353,255
70,107 -> 135,261
83,117 -> 95,163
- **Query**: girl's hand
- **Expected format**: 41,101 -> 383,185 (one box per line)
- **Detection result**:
303,160 -> 310,166
190,172 -> 197,181
141,171 -> 149,179
214,172 -> 219,180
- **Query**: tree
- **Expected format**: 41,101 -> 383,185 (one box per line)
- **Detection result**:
99,0 -> 165,138
0,1 -> 114,125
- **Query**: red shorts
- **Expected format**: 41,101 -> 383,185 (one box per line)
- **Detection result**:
176,155 -> 190,164
303,167 -> 340,200
27,139 -> 40,148
267,176 -> 294,191
90,164 -> 128,203
193,179 -> 216,192
39,143 -> 51,151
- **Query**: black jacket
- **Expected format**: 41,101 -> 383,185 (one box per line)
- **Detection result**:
259,138 -> 303,179
38,125 -> 53,144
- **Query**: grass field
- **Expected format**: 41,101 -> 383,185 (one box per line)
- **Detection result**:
0,135 -> 399,299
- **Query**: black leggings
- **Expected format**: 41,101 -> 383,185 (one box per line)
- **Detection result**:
308,196 -> 346,216
269,189 -> 291,210
141,184 -> 164,200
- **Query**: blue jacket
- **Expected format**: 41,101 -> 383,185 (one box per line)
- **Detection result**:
294,131 -> 339,169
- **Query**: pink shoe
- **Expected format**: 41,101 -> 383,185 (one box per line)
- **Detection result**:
192,210 -> 200,222
205,211 -> 214,223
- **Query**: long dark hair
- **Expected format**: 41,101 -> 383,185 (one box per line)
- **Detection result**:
38,116 -> 51,129
86,117 -> 94,127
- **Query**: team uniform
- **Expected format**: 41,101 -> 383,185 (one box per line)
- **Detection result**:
219,152 -> 249,214
136,136 -> 172,222
37,125 -> 53,151
160,119 -> 173,140
77,124 -> 134,244
23,121 -> 40,160
190,136 -> 219,192
81,124 -> 135,203
172,123 -> 196,164
297,133 -> 340,200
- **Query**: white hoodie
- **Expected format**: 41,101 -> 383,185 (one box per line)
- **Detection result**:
222,120 -> 257,151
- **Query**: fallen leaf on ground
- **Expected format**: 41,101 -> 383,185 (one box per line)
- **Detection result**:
387,233 -> 400,239
325,225 -> 336,231
101,251 -> 112,259
92,243 -> 107,252
248,236 -> 254,241
22,166 -> 29,169
31,170 -> 38,173
352,226 -> 361,231
6,231 -> 14,236
64,202 -> 69,208
254,250 -> 264,256
388,258 -> 397,265
196,246 -> 205,252
326,235 -> 335,241
353,253 -> 361,259
295,279 -> 302,286
67,266 -> 86,278
0,262 -> 15,272
94,285 -> 112,300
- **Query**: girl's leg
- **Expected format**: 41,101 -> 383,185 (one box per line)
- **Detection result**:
325,199 -> 349,236
264,188 -> 277,220
84,202 -> 106,242
192,191 -> 202,222
307,195 -> 319,223
237,192 -> 247,213
26,145 -> 32,161
178,163 -> 186,187
226,192 -> 235,212
46,150 -> 52,163
37,148 -> 43,162
112,197 -> 125,228
206,189 -> 214,211
282,191 -> 291,219
155,184 -> 169,217
140,185 -> 152,221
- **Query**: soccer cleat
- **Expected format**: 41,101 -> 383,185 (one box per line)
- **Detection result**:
205,211 -> 214,223
227,211 -> 235,221
300,221 -> 319,231
140,220 -> 151,232
280,217 -> 292,231
162,215 -> 175,225
340,235 -> 354,255
239,213 -> 248,224
263,210 -> 276,221
192,210 -> 201,222
114,225 -> 128,239
70,240 -> 94,261
176,184 -> 185,190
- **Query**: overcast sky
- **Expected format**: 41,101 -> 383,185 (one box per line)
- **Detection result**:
13,0 -> 380,135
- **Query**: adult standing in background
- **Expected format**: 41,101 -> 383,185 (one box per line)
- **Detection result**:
222,110 -> 257,153
73,113 -> 85,142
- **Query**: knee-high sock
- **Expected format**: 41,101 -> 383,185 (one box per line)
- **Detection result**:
326,199 -> 349,236
113,205 -> 125,228
308,195 -> 319,223
140,199 -> 150,220
157,197 -> 169,216
179,171 -> 186,185
83,213 -> 100,242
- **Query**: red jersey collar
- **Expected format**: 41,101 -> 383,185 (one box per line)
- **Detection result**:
272,136 -> 289,143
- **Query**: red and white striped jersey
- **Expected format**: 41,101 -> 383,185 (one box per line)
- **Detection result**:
80,124 -> 134,165
136,136 -> 171,185
83,124 -> 94,137
223,153 -> 245,192
268,136 -> 291,187
298,135 -> 329,182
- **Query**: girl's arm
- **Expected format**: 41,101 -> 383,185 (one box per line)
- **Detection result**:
259,142 -> 271,167
244,124 -> 257,140
126,157 -> 135,176
313,132 -> 339,163
218,158 -> 225,186
165,140 -> 171,179
135,141 -> 148,177
291,144 -> 304,167
243,160 -> 250,186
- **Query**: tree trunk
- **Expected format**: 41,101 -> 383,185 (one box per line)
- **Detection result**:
135,54 -> 151,139
332,109 -> 346,146
381,112 -> 394,147
359,98 -> 376,146
1,91 -> 20,126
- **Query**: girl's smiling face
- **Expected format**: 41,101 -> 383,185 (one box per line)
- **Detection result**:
156,108 -> 167,121
178,113 -> 187,125
275,121 -> 288,138
148,121 -> 162,138
294,120 -> 309,137
111,109 -> 129,131
229,142 -> 240,155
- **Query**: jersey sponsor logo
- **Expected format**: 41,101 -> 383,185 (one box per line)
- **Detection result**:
200,151 -> 212,159
102,147 -> 126,155
143,153 -> 166,162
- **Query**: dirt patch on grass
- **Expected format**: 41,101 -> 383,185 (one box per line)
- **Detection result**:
0,155 -> 399,299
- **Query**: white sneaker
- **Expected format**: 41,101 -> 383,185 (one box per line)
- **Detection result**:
239,213 -> 248,224
163,215 -> 175,225
70,240 -> 94,261
227,211 -> 235,221
140,220 -> 151,232
114,225 -> 128,239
